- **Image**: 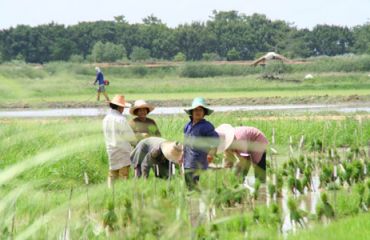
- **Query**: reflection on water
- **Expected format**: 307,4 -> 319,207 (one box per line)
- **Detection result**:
0,104 -> 369,118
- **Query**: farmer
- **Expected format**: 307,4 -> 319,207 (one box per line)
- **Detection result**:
182,97 -> 219,190
130,137 -> 183,179
129,100 -> 161,142
215,124 -> 268,183
103,95 -> 136,187
93,67 -> 109,102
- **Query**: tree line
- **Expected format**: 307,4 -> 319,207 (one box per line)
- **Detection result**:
0,11 -> 369,63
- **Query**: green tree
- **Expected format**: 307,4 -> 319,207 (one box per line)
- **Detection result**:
130,46 -> 151,61
310,25 -> 354,56
173,52 -> 186,61
142,14 -> 163,25
114,15 -> 127,24
91,41 -> 126,62
281,28 -> 313,58
226,48 -> 240,61
352,23 -> 370,54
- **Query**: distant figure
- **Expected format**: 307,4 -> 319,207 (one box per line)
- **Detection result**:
93,67 -> 109,101
129,100 -> 161,142
216,124 -> 268,182
103,95 -> 136,187
130,137 -> 183,179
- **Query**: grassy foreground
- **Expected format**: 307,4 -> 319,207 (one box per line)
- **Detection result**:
1,111 -> 369,187
1,111 -> 370,239
288,213 -> 370,240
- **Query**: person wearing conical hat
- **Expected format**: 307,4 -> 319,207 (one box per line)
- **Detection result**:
215,124 -> 268,182
103,95 -> 136,187
93,67 -> 109,102
129,100 -> 161,142
130,137 -> 183,179
182,97 -> 219,190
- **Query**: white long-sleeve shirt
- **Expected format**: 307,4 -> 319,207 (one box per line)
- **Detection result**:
103,109 -> 136,170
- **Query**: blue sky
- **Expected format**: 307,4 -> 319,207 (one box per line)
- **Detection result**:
1,0 -> 369,29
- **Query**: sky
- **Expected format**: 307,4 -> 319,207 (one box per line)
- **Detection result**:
1,0 -> 369,30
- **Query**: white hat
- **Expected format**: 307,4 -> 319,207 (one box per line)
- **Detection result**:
95,67 -> 101,72
129,99 -> 155,116
215,124 -> 235,153
160,141 -> 183,164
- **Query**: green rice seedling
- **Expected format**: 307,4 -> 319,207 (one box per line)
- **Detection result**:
269,203 -> 282,228
288,175 -> 303,195
254,179 -> 261,200
268,183 -> 277,200
276,174 -> 284,197
287,197 -> 307,228
103,201 -> 118,231
320,164 -> 333,188
354,183 -> 368,212
316,193 -> 335,221
367,180 -> 370,209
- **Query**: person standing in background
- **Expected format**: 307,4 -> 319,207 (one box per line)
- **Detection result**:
93,67 -> 110,102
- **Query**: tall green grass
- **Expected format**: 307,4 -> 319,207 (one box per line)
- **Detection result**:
1,112 -> 369,188
0,112 -> 369,239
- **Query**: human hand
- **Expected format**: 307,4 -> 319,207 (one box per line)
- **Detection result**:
207,154 -> 214,163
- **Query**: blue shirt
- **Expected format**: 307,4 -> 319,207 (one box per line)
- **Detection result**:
183,118 -> 219,169
96,72 -> 104,85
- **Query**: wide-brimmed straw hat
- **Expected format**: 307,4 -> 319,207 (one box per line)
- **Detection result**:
129,100 -> 155,116
110,95 -> 131,108
184,97 -> 214,116
160,141 -> 183,164
215,124 -> 235,153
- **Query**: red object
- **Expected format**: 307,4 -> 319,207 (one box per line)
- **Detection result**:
104,80 -> 110,85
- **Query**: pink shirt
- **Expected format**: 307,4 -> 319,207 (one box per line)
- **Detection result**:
234,126 -> 268,164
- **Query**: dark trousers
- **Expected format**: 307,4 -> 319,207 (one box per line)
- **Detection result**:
184,169 -> 200,190
237,152 -> 266,183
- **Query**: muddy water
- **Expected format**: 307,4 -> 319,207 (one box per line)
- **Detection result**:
0,104 -> 369,118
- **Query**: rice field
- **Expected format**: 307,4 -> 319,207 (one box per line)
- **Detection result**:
0,111 -> 369,239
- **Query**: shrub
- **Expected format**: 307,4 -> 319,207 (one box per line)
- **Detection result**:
130,46 -> 151,62
180,63 -> 220,78
91,41 -> 127,63
263,61 -> 293,76
226,48 -> 240,61
179,63 -> 262,78
69,54 -> 84,63
202,52 -> 221,61
173,52 -> 186,62
131,65 -> 149,77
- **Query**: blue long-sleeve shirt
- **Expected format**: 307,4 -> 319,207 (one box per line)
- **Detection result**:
96,72 -> 104,85
183,118 -> 219,169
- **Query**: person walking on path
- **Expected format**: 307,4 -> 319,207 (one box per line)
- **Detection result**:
182,97 -> 219,190
215,124 -> 269,183
103,95 -> 136,187
129,100 -> 161,142
130,137 -> 182,179
93,67 -> 109,102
